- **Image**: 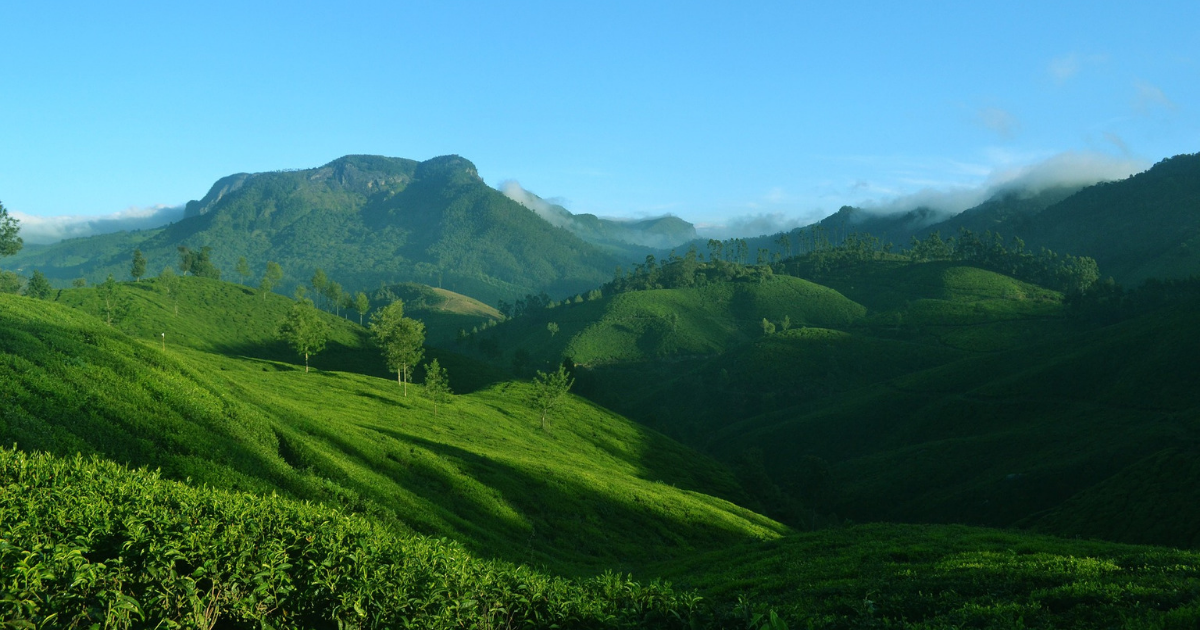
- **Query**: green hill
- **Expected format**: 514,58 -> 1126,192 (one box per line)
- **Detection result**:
469,274 -> 867,371
701,292 -> 1200,543
653,523 -> 1200,629
377,282 -> 502,346
6,154 -> 629,304
0,288 -> 784,575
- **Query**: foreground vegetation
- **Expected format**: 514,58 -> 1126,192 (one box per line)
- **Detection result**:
0,448 -> 704,629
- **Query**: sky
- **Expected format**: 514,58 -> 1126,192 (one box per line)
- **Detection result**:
2,1 -> 1198,242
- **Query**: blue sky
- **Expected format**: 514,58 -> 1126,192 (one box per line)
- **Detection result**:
2,1 -> 1197,242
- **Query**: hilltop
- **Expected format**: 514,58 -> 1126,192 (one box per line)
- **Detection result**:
6,155 -> 632,304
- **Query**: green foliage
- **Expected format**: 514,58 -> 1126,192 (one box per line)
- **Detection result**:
24,270 -> 52,300
353,290 -> 370,324
655,523 -> 1200,629
235,255 -> 251,283
370,300 -> 426,394
177,245 -> 220,279
130,248 -> 147,281
259,260 -> 283,297
0,447 -> 709,630
97,274 -> 134,326
0,288 -> 781,575
531,366 -> 574,430
277,300 -> 330,372
0,270 -> 20,294
4,155 -> 628,304
0,199 -> 21,258
423,358 -> 453,415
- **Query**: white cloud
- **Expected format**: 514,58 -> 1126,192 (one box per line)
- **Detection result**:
861,150 -> 1148,216
977,107 -> 1019,138
11,204 -> 185,244
1133,80 -> 1177,113
1048,54 -> 1081,83
498,180 -> 572,227
695,212 -> 811,240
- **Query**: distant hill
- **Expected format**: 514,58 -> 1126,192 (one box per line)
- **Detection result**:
501,183 -> 696,254
7,154 -> 632,305
731,152 -> 1200,286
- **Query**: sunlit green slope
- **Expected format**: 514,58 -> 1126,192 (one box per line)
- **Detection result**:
0,289 -> 784,575
0,447 -> 707,629
469,274 -> 867,371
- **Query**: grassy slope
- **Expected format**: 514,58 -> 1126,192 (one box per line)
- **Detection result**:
377,282 -> 502,346
470,274 -> 867,372
0,448 -> 705,630
707,295 -> 1200,542
653,523 -> 1200,629
1,285 -> 784,576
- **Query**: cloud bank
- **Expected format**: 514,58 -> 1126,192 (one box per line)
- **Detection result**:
498,180 -> 572,227
11,204 -> 185,244
863,150 -> 1148,216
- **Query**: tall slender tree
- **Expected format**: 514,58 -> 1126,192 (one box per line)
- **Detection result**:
260,261 -> 283,299
369,300 -> 425,396
130,249 -> 147,282
422,359 -> 452,416
0,201 -> 22,258
530,366 -> 574,430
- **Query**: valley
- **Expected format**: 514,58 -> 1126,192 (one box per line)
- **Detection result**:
3,152 -> 1200,628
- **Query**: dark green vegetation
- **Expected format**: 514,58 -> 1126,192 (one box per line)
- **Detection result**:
658,524 -> 1200,629
6,155 -> 630,304
0,448 -> 706,629
728,152 -> 1200,287
475,245 -> 1200,555
5,150 -> 1200,628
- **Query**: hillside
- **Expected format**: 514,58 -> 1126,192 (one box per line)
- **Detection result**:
0,447 -> 708,629
467,274 -> 867,372
0,287 -> 785,575
701,290 -> 1200,544
653,523 -> 1200,629
6,154 -> 630,304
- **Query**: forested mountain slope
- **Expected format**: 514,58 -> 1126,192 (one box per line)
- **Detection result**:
7,155 -> 628,304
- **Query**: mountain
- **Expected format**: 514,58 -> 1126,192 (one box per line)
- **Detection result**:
501,184 -> 697,253
6,155 -> 634,305
748,152 -> 1200,286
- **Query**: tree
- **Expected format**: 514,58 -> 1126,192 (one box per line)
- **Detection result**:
761,317 -> 776,335
25,270 -> 53,299
353,291 -> 370,325
277,300 -> 329,373
369,300 -> 426,396
260,261 -> 283,299
178,246 -> 220,279
130,249 -> 147,282
422,359 -> 453,416
72,278 -> 87,288
325,281 -> 344,316
530,366 -> 574,430
780,315 -> 791,332
236,257 -> 251,284
98,274 -> 132,326
311,268 -> 329,309
547,322 -> 559,337
0,201 -> 22,258
157,267 -> 180,315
